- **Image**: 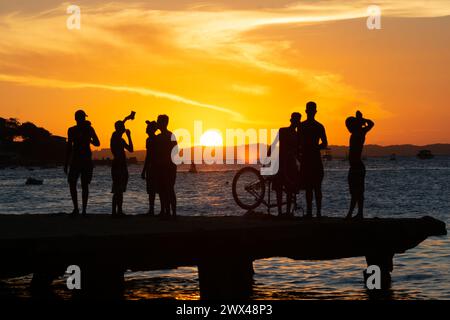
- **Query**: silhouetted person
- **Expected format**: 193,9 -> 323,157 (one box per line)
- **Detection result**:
299,102 -> 328,218
141,120 -> 161,215
155,115 -> 178,218
273,112 -> 301,216
345,111 -> 374,219
64,110 -> 100,215
110,114 -> 134,216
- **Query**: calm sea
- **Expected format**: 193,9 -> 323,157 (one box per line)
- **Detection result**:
0,157 -> 449,300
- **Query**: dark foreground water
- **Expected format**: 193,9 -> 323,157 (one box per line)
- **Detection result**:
0,157 -> 449,300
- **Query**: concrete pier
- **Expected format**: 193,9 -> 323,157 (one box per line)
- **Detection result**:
0,214 -> 446,299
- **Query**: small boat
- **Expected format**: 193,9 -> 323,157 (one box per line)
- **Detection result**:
26,178 -> 43,185
390,153 -> 397,161
417,150 -> 434,160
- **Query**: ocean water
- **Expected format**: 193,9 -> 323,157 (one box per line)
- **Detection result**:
0,157 -> 449,300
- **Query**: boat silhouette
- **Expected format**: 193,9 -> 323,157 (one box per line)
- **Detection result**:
417,150 -> 434,159
25,178 -> 43,185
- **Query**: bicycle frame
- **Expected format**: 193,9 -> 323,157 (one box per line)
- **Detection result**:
258,179 -> 299,215
233,166 -> 303,216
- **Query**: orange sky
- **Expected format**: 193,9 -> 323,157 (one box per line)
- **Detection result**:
0,1 -> 449,149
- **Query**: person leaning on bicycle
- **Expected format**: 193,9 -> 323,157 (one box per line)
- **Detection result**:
272,112 -> 302,217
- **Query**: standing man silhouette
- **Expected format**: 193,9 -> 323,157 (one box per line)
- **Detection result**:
155,115 -> 178,218
273,112 -> 301,217
299,101 -> 328,218
64,110 -> 100,216
345,111 -> 374,219
110,118 -> 134,216
141,120 -> 160,215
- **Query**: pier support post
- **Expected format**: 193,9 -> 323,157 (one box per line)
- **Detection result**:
364,254 -> 393,290
198,257 -> 254,300
30,271 -> 58,298
74,264 -> 125,300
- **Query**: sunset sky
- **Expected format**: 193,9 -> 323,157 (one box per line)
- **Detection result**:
0,0 -> 449,149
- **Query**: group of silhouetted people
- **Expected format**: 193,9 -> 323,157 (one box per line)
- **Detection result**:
141,115 -> 178,217
64,101 -> 373,220
273,102 -> 327,218
64,110 -> 177,218
275,101 -> 374,219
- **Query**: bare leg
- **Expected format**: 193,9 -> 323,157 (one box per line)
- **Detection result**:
112,193 -> 124,215
81,182 -> 89,215
159,193 -> 165,216
305,188 -> 313,217
276,190 -> 283,216
354,195 -> 364,219
346,196 -> 357,219
160,190 -> 170,216
158,194 -> 165,215
165,193 -> 171,215
69,181 -> 79,214
169,188 -> 177,217
164,200 -> 171,216
315,187 -> 322,217
286,193 -> 293,216
116,193 -> 124,214
148,192 -> 155,215
112,194 -> 117,215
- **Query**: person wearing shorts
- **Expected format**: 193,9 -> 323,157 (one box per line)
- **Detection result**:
141,120 -> 160,215
155,115 -> 178,218
272,112 -> 301,217
110,120 -> 134,216
299,102 -> 328,218
64,110 -> 100,216
345,111 -> 374,219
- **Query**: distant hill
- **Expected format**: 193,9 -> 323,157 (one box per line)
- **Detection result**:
92,143 -> 450,162
4,116 -> 448,166
329,144 -> 450,158
0,117 -> 66,166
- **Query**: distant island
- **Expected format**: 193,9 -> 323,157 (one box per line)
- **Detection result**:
322,144 -> 450,158
0,117 -> 66,167
1,117 -> 450,167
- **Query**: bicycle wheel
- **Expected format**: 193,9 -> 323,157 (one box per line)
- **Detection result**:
232,167 -> 266,210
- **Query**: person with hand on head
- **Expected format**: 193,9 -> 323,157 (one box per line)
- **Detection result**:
65,109 -> 100,216
345,110 -> 374,220
110,113 -> 134,216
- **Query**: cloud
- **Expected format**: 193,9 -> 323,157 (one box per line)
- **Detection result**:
1,1 -> 449,17
0,73 -> 245,120
231,84 -> 268,95
0,0 -> 445,132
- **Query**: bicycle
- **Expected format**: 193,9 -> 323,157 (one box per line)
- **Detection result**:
232,166 -> 304,216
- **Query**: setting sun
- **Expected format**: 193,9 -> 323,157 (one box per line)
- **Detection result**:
200,130 -> 223,147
